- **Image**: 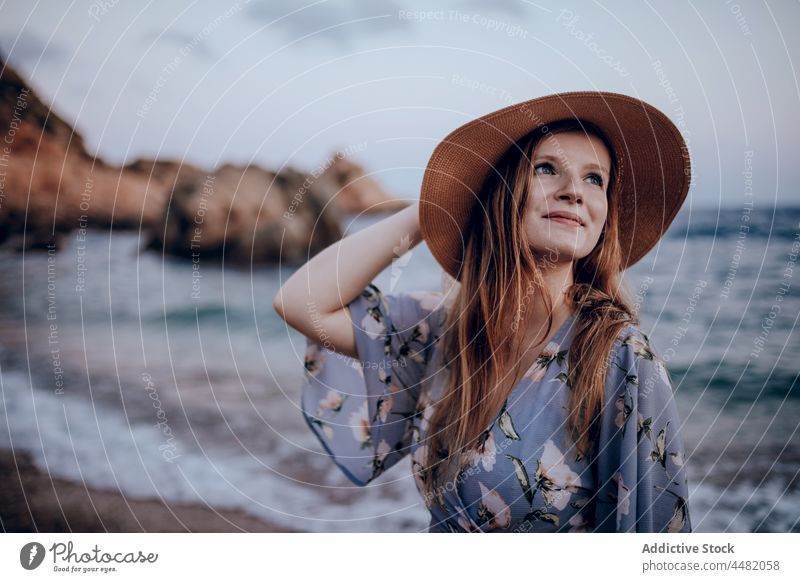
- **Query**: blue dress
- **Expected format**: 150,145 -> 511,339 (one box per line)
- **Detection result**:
300,283 -> 692,533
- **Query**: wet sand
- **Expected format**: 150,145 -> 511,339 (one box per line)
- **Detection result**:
0,450 -> 299,532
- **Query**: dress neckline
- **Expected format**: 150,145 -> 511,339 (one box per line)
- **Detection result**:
506,310 -> 577,400
514,309 -> 576,358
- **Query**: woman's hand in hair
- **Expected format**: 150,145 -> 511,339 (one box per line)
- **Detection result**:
273,201 -> 422,359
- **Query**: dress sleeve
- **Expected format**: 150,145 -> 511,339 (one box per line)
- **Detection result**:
300,282 -> 442,486
592,329 -> 692,532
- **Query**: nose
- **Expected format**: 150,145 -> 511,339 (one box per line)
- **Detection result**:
556,174 -> 584,205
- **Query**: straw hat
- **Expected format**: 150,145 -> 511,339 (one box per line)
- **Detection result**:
419,90 -> 691,280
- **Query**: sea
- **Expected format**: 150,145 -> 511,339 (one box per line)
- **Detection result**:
1,206 -> 798,532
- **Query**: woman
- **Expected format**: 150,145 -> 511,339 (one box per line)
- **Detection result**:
274,91 -> 692,533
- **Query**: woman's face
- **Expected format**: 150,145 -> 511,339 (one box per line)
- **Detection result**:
523,129 -> 612,264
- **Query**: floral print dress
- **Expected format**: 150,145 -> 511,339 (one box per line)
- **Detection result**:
301,283 -> 692,533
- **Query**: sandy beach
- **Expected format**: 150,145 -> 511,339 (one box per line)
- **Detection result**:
0,450 -> 299,533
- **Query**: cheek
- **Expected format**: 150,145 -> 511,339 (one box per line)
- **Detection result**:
527,185 -> 543,209
588,200 -> 608,238
525,185 -> 549,222
598,205 -> 609,227
594,196 -> 609,224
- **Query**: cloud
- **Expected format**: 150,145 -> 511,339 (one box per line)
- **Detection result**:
139,29 -> 216,60
1,32 -> 68,68
244,0 -> 411,49
457,0 -> 532,18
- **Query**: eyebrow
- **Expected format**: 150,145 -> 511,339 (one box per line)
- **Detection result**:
534,154 -> 610,177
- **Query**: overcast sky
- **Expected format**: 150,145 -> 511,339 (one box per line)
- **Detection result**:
1,0 -> 798,208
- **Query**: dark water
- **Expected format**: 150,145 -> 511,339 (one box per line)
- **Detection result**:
0,207 -> 798,532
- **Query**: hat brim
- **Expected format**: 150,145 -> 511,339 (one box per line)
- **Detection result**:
419,90 -> 691,279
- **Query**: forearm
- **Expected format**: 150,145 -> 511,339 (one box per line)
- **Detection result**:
275,201 -> 422,322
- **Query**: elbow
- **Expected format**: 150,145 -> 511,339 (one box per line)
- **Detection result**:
272,289 -> 287,321
273,288 -> 304,332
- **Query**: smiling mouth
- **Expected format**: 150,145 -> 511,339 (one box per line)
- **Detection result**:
546,216 -> 583,227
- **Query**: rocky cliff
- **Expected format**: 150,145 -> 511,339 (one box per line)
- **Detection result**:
0,58 -> 409,263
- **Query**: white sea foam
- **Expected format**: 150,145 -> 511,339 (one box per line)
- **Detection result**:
0,370 -> 429,532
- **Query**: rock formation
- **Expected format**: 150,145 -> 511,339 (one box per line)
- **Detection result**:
0,57 -> 410,263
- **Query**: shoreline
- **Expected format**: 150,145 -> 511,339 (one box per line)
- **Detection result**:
0,449 -> 300,533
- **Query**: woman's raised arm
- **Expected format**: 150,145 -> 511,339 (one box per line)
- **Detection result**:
272,201 -> 423,359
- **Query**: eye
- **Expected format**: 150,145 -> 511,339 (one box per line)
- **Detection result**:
586,173 -> 604,187
534,162 -> 555,175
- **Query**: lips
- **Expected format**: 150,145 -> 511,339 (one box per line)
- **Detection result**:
544,211 -> 584,226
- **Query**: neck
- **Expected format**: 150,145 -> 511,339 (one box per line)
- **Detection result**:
513,259 -> 575,349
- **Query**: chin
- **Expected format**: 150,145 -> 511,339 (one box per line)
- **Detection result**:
529,245 -> 581,264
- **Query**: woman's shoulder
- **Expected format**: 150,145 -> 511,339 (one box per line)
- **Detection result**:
359,284 -> 444,310
406,289 -> 446,311
407,290 -> 448,349
353,284 -> 447,351
605,321 -> 675,399
610,319 -> 659,356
